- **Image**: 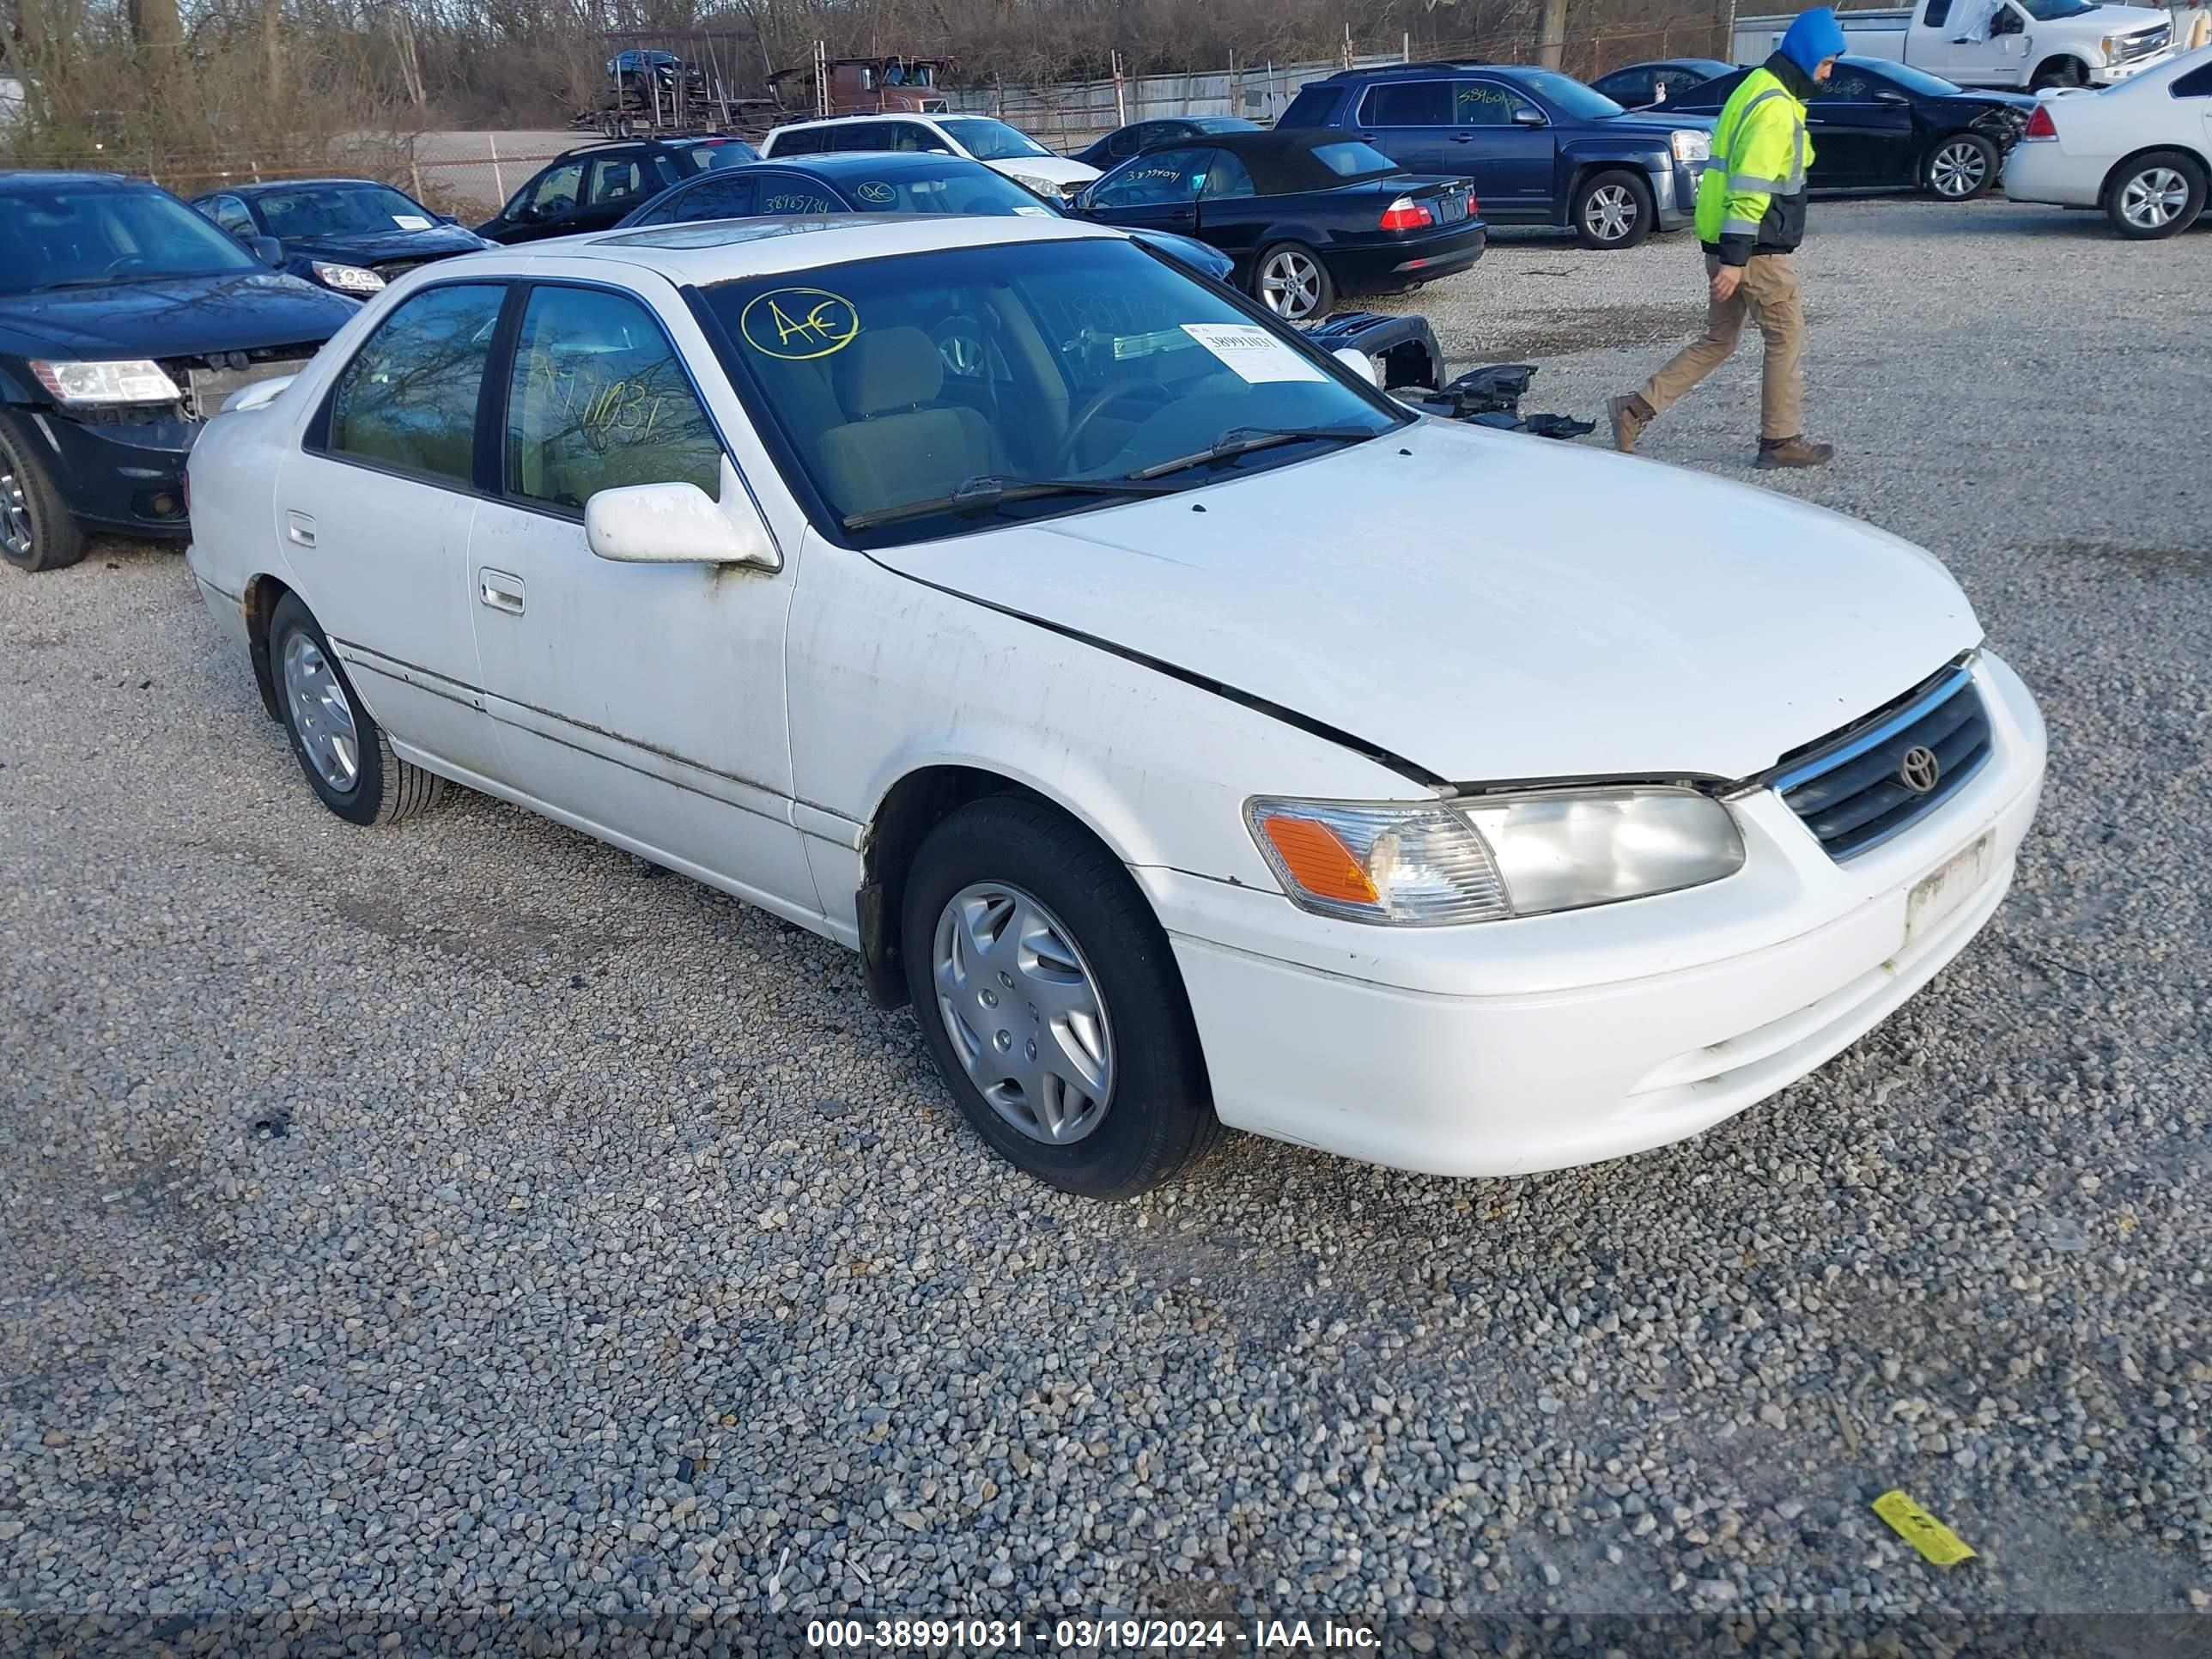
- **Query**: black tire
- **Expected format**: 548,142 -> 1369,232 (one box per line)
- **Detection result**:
2030,58 -> 2087,91
900,796 -> 1224,1198
1922,131 -> 1998,201
0,414 -> 88,574
1573,167 -> 1655,250
2104,150 -> 2207,240
268,591 -> 445,826
1250,240 -> 1336,322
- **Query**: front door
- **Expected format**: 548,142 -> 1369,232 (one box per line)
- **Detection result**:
1805,64 -> 1918,184
498,161 -> 588,244
1082,144 -> 1211,235
465,279 -> 816,914
1450,77 -> 1559,211
276,280 -> 508,780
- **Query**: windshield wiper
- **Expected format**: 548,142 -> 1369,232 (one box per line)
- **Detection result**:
1127,424 -> 1380,483
841,474 -> 1178,532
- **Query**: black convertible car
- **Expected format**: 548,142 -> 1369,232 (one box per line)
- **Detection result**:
1661,57 -> 2035,201
1076,130 -> 1484,321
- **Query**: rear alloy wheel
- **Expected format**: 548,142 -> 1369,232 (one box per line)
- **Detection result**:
2106,151 -> 2206,240
269,591 -> 446,826
0,415 -> 88,574
1924,132 -> 1997,201
1253,242 -> 1335,322
1574,168 -> 1654,249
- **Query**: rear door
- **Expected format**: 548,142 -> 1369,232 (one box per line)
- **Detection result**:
1353,79 -> 1455,173
580,149 -> 664,230
1450,76 -> 1559,212
277,280 -> 508,779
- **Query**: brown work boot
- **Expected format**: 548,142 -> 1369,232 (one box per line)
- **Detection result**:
1756,434 -> 1835,469
1608,393 -> 1655,454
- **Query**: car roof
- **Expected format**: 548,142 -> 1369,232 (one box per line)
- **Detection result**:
1311,59 -> 1495,82
533,211 -> 1113,285
741,151 -> 997,176
554,135 -> 752,160
221,178 -> 403,197
771,112 -> 957,134
0,169 -> 159,191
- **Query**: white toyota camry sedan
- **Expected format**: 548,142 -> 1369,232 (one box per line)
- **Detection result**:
185,214 -> 2045,1198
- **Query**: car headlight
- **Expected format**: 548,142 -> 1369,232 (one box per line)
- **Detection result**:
1246,787 -> 1744,927
1671,130 -> 1711,164
1008,173 -> 1068,200
310,260 -> 386,295
29,358 -> 183,406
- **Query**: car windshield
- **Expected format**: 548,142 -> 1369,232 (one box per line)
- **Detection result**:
1513,70 -> 1629,119
251,184 -> 436,238
676,140 -> 759,173
2019,0 -> 2094,18
3,185 -> 262,293
839,165 -> 1062,216
939,118 -> 1053,161
705,238 -> 1402,546
1861,60 -> 1961,97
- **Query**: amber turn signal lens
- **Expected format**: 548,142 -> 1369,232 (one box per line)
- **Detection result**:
1258,814 -> 1379,905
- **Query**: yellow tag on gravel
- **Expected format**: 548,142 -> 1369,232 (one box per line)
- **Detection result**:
1872,1490 -> 1978,1565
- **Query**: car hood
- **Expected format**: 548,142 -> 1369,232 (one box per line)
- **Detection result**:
1594,110 -> 1717,137
279,224 -> 489,264
868,419 -> 1982,783
987,156 -> 1102,185
0,270 -> 358,358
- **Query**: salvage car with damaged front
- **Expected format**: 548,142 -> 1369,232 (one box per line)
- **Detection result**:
2,171 -> 362,572
183,216 -> 2045,1199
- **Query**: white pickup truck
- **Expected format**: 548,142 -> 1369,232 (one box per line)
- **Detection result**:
1734,3 -> 2173,91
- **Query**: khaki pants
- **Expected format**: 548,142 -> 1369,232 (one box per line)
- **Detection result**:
1638,252 -> 1805,443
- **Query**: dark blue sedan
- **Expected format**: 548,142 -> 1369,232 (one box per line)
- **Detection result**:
2,173 -> 358,571
616,150 -> 1237,283
1276,62 -> 1714,249
188,179 -> 489,296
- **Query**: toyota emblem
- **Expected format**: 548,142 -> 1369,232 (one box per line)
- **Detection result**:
1899,745 -> 1942,794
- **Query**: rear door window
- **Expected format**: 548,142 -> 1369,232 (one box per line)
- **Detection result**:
1359,80 -> 1453,126
324,283 -> 506,486
641,173 -> 757,224
833,121 -> 894,151
586,154 -> 654,207
772,127 -> 830,155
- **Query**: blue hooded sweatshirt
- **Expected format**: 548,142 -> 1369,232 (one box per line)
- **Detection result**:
1778,6 -> 1849,78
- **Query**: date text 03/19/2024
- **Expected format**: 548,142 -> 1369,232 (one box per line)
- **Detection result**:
804,1618 -> 1384,1650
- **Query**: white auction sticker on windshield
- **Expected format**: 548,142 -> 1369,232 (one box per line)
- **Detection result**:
392,215 -> 433,230
1180,322 -> 1324,384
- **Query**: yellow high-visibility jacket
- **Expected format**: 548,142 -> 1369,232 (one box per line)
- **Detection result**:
1693,64 -> 1814,265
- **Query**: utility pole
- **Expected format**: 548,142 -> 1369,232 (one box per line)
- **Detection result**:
1537,0 -> 1569,70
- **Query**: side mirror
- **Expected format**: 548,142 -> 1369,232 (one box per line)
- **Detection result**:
1511,106 -> 1549,128
249,235 -> 286,269
586,461 -> 781,569
1333,347 -> 1380,387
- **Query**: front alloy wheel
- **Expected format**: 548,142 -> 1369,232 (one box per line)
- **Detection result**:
933,881 -> 1115,1146
1256,246 -> 1327,320
1927,137 -> 1991,200
0,469 -> 33,567
1583,183 -> 1639,243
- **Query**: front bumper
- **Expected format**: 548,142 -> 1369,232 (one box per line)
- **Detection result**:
2089,51 -> 2169,85
1144,652 -> 2046,1178
1656,160 -> 1705,230
10,404 -> 198,538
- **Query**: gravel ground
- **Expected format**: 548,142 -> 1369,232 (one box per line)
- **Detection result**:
3,197 -> 2209,1651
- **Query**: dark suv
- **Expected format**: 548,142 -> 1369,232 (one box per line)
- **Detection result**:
476,137 -> 758,244
1276,62 -> 1716,249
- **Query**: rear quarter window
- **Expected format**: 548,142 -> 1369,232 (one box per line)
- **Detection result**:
1278,85 -> 1346,128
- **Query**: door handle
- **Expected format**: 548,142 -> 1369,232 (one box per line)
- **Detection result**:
479,568 -> 526,615
284,510 -> 315,548
1451,132 -> 1474,143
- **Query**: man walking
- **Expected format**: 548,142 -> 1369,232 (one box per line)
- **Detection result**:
1610,5 -> 1847,469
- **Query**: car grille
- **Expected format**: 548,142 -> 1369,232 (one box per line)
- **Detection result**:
2118,23 -> 2169,59
1768,661 -> 1992,860
160,343 -> 323,420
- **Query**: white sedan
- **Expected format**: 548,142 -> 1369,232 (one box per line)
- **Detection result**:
2002,47 -> 2212,235
758,113 -> 1099,203
185,216 -> 2045,1197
